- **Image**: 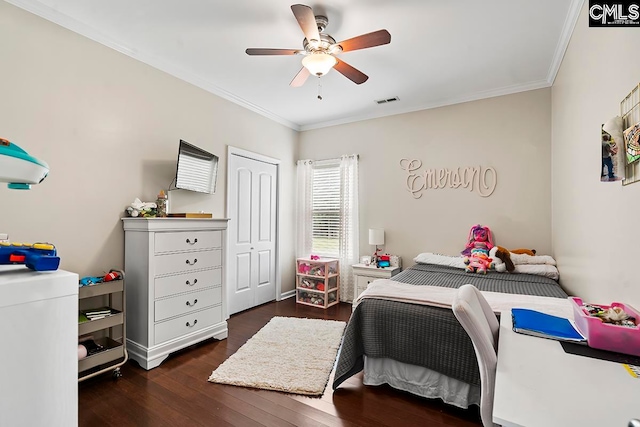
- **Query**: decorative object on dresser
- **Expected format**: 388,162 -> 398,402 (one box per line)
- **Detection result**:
208,316 -> 346,396
78,269 -> 128,381
296,257 -> 340,308
352,262 -> 401,301
122,218 -> 229,370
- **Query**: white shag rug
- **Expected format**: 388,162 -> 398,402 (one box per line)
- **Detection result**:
208,316 -> 346,396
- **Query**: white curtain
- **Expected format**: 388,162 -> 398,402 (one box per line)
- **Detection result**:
296,159 -> 313,258
338,154 -> 359,302
296,155 -> 359,302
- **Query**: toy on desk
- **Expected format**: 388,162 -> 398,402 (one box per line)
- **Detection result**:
0,138 -> 49,190
0,242 -> 60,271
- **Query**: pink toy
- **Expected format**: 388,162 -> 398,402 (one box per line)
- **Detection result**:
310,254 -> 320,260
461,224 -> 495,274
298,262 -> 311,274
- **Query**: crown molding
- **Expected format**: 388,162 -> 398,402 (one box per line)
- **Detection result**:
4,0 -> 301,131
299,79 -> 551,131
546,0 -> 585,85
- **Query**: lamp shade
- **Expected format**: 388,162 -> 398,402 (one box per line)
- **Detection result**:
368,228 -> 385,246
302,52 -> 337,76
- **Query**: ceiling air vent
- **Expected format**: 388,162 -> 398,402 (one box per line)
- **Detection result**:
375,97 -> 400,105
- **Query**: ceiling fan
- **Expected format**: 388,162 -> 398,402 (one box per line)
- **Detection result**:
245,4 -> 391,88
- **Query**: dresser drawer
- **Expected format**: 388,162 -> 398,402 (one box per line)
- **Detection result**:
155,268 -> 221,299
154,230 -> 221,254
356,275 -> 378,290
155,287 -> 221,322
154,306 -> 222,345
154,249 -> 221,277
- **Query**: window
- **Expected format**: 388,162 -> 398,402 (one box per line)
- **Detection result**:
311,163 -> 340,257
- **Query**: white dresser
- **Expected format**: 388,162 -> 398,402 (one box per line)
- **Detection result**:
0,265 -> 78,427
122,218 -> 229,370
352,263 -> 401,301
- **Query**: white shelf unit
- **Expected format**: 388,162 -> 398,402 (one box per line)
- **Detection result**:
296,258 -> 340,308
78,271 -> 127,381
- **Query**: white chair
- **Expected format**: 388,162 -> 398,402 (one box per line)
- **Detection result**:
452,284 -> 500,427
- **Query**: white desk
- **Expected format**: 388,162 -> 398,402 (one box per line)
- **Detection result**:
0,265 -> 78,427
493,312 -> 639,427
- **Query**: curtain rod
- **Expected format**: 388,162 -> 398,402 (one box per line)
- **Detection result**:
299,154 -> 359,164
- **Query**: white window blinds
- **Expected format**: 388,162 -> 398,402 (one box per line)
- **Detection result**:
311,163 -> 340,257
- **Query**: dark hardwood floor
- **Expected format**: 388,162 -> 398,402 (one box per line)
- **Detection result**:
79,298 -> 482,426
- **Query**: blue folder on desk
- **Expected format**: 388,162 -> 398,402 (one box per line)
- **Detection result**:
511,308 -> 587,343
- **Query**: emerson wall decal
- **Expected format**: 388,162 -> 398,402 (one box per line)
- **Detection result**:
399,159 -> 497,199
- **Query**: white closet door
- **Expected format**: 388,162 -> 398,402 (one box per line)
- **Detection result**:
228,153 -> 277,315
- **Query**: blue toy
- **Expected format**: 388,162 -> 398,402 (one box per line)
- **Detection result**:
0,242 -> 60,271
79,276 -> 104,286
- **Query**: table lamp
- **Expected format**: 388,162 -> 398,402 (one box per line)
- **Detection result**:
369,228 -> 384,265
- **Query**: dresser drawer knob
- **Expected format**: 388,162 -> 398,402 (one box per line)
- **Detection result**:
186,319 -> 198,327
186,238 -> 198,245
185,279 -> 198,286
186,299 -> 198,307
185,258 -> 198,265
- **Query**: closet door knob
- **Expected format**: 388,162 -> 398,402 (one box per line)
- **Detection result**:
186,259 -> 198,265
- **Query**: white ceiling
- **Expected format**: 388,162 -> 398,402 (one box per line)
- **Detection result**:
7,0 -> 583,131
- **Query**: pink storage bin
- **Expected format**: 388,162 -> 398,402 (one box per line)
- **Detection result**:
569,297 -> 640,357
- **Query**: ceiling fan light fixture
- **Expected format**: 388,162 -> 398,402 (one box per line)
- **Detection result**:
302,52 -> 337,76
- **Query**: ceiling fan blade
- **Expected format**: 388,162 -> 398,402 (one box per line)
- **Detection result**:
334,59 -> 369,85
246,48 -> 301,56
291,4 -> 320,43
290,67 -> 310,87
337,29 -> 391,52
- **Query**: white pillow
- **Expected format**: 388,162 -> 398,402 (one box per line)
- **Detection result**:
414,252 -> 467,269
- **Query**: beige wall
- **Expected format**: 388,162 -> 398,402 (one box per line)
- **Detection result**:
0,1 -> 297,293
552,4 -> 640,306
299,89 -> 552,268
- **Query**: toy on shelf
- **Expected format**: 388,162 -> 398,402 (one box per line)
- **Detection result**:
0,138 -> 49,190
0,242 -> 60,271
79,270 -> 123,286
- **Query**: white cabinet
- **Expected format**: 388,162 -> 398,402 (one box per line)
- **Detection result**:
352,263 -> 401,301
0,265 -> 78,427
122,218 -> 229,370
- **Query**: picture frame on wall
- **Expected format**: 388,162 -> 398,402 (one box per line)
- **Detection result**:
624,122 -> 640,165
601,125 -> 622,182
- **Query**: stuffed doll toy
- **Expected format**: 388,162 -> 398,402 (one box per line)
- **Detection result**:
490,246 -> 537,272
461,224 -> 495,274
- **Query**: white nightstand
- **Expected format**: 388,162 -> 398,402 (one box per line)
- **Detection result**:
352,263 -> 401,301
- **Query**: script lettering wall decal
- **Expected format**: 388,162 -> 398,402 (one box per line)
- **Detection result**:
399,158 -> 497,199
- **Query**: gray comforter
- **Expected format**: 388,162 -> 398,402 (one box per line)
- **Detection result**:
333,263 -> 568,389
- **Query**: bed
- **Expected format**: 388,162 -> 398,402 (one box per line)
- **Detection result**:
332,258 -> 569,408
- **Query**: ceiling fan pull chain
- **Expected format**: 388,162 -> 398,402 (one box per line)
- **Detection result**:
317,77 -> 323,100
